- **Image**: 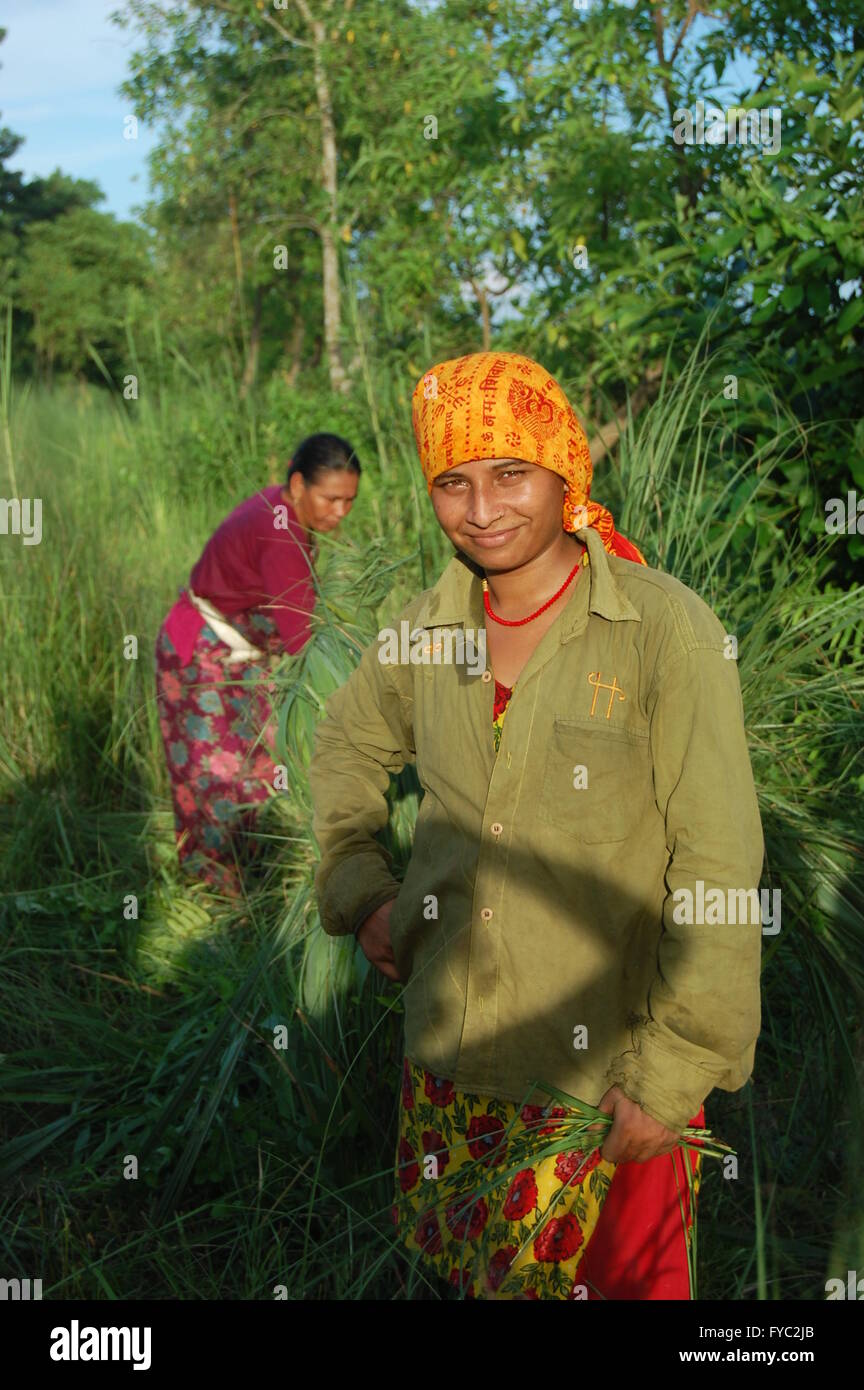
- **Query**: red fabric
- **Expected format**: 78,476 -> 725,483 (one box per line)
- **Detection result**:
561,528 -> 698,1299
163,591 -> 205,666
493,677 -> 512,718
188,485 -> 315,653
606,529 -> 647,566
155,612 -> 281,896
578,1105 -> 705,1300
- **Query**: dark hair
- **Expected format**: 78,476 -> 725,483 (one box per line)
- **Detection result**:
286,433 -> 361,486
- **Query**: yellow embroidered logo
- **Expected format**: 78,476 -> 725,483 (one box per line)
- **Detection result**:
587,671 -> 626,719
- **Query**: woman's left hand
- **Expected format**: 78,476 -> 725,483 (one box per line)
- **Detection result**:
592,1085 -> 682,1163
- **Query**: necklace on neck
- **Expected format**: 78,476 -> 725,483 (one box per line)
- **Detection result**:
482,544 -> 587,627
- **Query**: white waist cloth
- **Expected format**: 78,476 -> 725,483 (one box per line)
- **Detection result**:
187,588 -> 267,664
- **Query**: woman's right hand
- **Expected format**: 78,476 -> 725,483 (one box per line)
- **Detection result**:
356,898 -> 403,982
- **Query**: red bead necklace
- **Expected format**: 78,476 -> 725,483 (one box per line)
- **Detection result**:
482,546 -> 587,627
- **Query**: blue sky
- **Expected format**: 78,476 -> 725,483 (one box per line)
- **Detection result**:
2,0 -> 156,222
2,0 -> 764,229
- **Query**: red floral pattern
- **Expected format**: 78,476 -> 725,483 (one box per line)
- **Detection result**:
398,1138 -> 420,1193
487,1246 -> 519,1292
395,1058 -> 620,1300
492,679 -> 513,754
466,1113 -> 507,1166
421,1129 -> 450,1177
449,1266 -> 476,1297
520,1104 -> 545,1127
533,1214 -> 585,1264
424,1072 -> 456,1107
414,1210 -> 444,1256
445,1195 -> 490,1241
539,1105 -> 569,1135
155,599 -> 281,896
554,1148 -> 603,1186
502,1168 -> 539,1221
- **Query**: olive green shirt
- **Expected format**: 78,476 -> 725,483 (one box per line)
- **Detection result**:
308,524 -> 764,1134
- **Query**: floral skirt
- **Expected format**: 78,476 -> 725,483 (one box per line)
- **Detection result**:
154,601 -> 281,895
394,1055 -> 703,1300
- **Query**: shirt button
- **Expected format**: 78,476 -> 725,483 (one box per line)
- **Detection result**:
481,670 -> 492,683
490,822 -> 503,837
480,907 -> 493,922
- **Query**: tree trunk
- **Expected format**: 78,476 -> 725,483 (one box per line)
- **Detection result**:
469,277 -> 492,350
587,363 -> 664,465
294,0 -> 349,395
282,316 -> 305,388
227,190 -> 248,358
653,2 -> 705,210
239,285 -> 263,400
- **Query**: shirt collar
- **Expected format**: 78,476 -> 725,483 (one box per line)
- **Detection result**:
413,523 -> 642,635
269,490 -> 314,552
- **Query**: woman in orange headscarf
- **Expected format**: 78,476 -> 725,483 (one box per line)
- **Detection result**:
397,353 -> 695,1298
310,351 -> 764,1300
410,351 -> 648,774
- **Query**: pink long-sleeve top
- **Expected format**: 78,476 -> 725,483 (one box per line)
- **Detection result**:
164,485 -> 316,664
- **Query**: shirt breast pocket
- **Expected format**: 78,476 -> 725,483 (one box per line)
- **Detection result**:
538,719 -> 653,844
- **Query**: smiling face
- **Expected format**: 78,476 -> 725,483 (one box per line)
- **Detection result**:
430,457 -> 568,569
283,468 -> 359,533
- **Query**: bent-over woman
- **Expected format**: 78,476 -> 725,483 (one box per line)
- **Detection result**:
155,432 -> 360,897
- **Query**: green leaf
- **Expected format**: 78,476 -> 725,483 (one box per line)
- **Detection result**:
754,224 -> 775,252
806,280 -> 830,316
835,93 -> 863,122
836,297 -> 864,334
792,246 -> 824,274
711,226 -> 745,260
751,299 -> 777,325
510,228 -> 528,261
780,284 -> 803,311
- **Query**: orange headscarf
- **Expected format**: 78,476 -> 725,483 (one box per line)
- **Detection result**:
411,351 -> 647,566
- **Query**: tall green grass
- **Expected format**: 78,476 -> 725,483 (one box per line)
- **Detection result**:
0,328 -> 861,1299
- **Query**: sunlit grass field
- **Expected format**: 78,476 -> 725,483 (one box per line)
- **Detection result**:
1,340 -> 862,1299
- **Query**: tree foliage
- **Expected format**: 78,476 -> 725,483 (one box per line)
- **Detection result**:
1,3 -> 861,572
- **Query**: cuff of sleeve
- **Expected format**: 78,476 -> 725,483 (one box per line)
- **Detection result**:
603,1029 -> 718,1134
316,853 -> 403,938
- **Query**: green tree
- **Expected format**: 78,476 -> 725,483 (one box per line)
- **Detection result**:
15,208 -> 152,381
116,0 -> 527,393
481,1 -> 864,580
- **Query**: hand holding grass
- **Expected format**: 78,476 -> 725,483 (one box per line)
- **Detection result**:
535,1082 -> 733,1166
593,1085 -> 683,1163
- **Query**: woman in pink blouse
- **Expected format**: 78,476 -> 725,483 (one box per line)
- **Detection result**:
155,433 -> 360,897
